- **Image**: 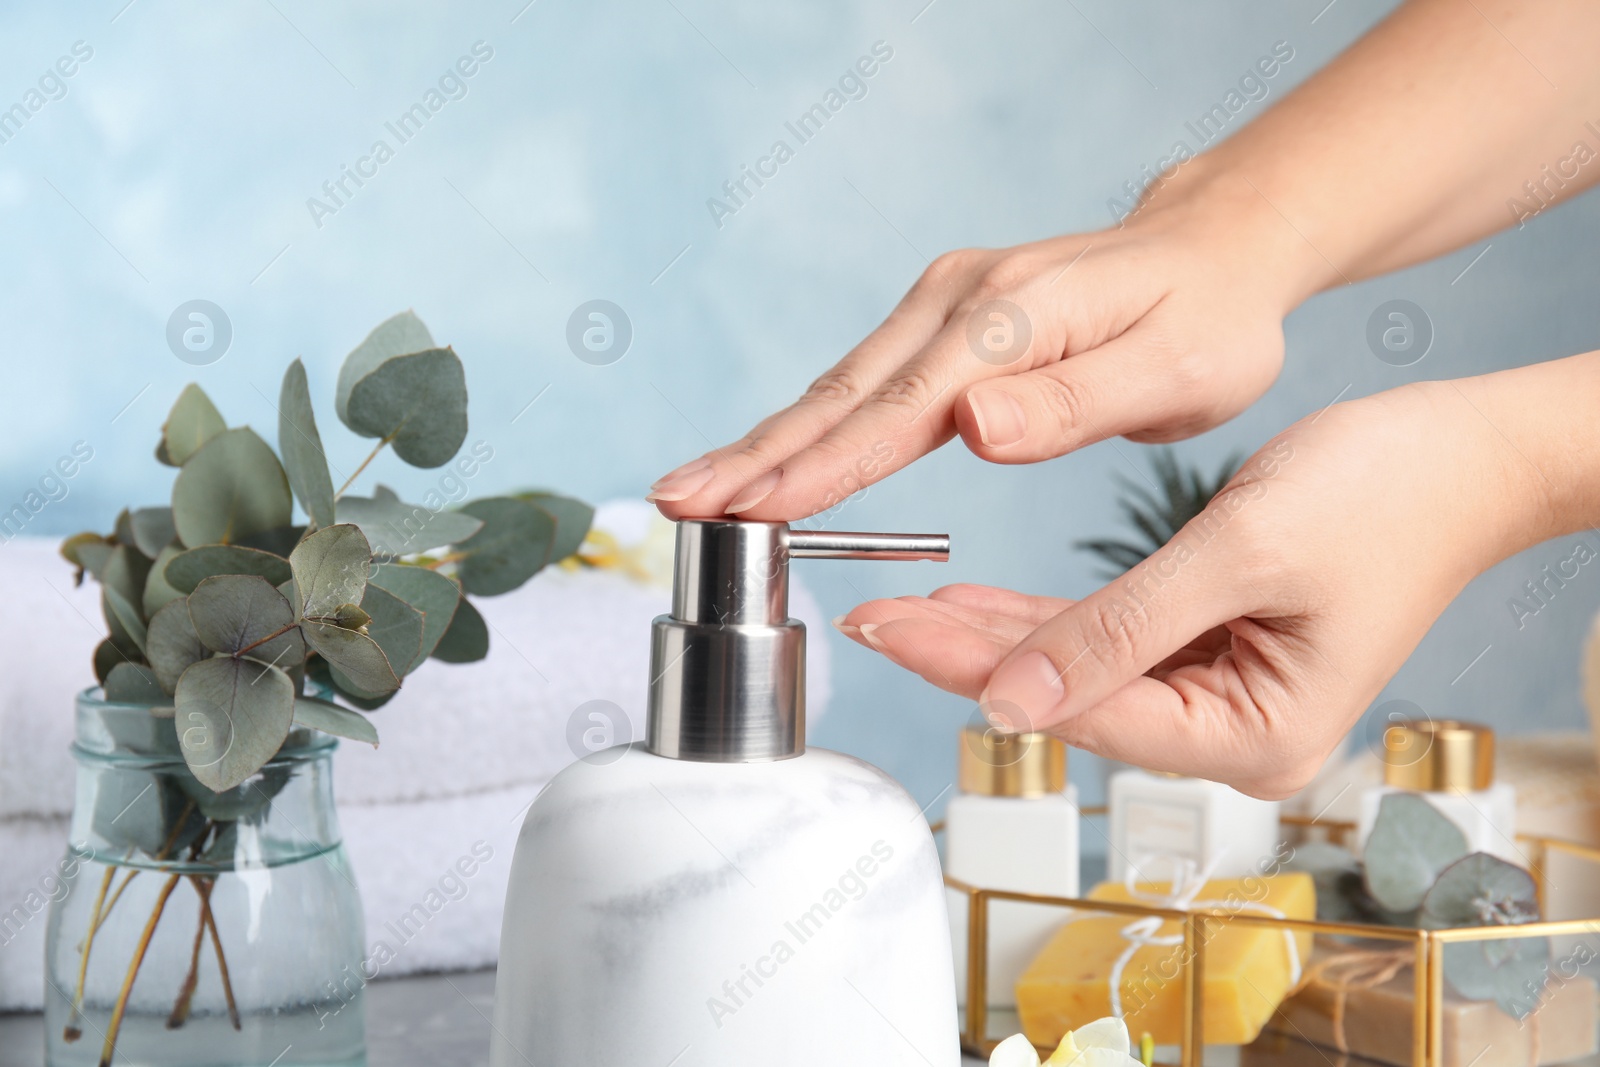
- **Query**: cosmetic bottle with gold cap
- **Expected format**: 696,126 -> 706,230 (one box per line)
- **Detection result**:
945,725 -> 1079,1010
1356,719 -> 1518,861
1106,768 -> 1280,882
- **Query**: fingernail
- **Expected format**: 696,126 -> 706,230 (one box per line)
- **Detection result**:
645,464 -> 716,502
727,469 -> 782,512
981,650 -> 1065,731
651,456 -> 711,489
831,614 -> 861,638
968,388 -> 1027,448
857,622 -> 886,650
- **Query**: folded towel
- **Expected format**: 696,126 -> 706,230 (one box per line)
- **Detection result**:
0,501 -> 833,1009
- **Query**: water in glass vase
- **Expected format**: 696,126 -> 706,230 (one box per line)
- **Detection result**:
44,691 -> 369,1067
45,846 -> 365,1067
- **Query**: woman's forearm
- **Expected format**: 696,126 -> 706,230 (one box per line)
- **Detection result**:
1151,0 -> 1600,305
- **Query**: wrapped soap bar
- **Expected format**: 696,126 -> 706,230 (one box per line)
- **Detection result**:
1016,872 -> 1314,1047
1267,944 -> 1598,1067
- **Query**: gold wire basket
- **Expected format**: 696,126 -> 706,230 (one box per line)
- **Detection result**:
938,807 -> 1600,1066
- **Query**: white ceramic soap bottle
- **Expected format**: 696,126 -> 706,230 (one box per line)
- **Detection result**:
491,520 -> 961,1066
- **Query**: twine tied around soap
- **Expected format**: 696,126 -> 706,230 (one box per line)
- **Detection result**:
1301,944 -> 1412,1053
1302,940 -> 1544,1063
1106,855 -> 1304,1020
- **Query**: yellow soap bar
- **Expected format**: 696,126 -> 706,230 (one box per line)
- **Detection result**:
1016,873 -> 1315,1047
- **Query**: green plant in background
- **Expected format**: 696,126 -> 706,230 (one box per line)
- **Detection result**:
58,311 -> 590,1062
1074,447 -> 1240,577
1289,795 -> 1548,1019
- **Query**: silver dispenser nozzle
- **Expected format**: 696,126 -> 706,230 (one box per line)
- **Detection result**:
647,520 -> 950,762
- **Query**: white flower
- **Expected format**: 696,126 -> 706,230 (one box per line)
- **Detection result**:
989,1017 -> 1140,1067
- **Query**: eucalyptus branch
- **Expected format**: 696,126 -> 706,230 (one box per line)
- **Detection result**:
165,827 -> 216,1031
198,876 -> 241,1031
332,433 -> 395,501
165,890 -> 207,1030
235,623 -> 299,658
100,873 -> 182,1067
63,313 -> 588,1056
63,864 -> 117,1042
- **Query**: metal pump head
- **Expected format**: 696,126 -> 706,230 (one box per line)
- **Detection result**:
646,520 -> 950,762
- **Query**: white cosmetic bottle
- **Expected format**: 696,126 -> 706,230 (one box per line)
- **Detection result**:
491,521 -> 961,1066
1107,769 -> 1280,882
945,727 -> 1078,1009
1357,719 -> 1518,861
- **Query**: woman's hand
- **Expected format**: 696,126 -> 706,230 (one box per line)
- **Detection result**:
649,174 -> 1319,521
834,375 -> 1563,798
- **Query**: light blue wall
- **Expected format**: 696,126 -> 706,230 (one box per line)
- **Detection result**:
5,1 -> 1598,821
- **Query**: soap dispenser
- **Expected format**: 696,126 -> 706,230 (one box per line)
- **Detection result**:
491,520 -> 962,1066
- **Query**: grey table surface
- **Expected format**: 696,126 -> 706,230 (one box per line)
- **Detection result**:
0,970 -> 988,1065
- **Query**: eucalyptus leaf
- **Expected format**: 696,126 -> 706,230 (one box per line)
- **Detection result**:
233,524 -> 307,558
113,508 -> 138,548
523,492 -> 594,563
293,696 -> 379,746
278,358 -> 337,529
104,544 -> 152,615
62,532 -> 114,585
159,383 -> 227,467
179,762 -> 292,823
103,662 -> 165,704
1443,936 -> 1549,1019
454,497 -> 556,596
1422,853 -> 1540,928
142,543 -> 185,618
174,656 -> 296,792
432,596 -> 489,663
103,587 -> 148,655
371,563 -> 461,669
1282,842 -> 1366,923
306,654 -> 396,712
289,523 -> 372,619
342,348 -> 468,468
334,310 -> 434,422
102,591 -> 143,661
336,585 -> 422,695
186,574 -> 303,667
165,544 -> 293,593
335,493 -> 483,556
146,599 -> 209,695
93,638 -> 129,685
91,776 -> 206,859
129,507 -> 177,558
1363,792 -> 1469,912
302,622 -> 400,694
201,821 -> 238,865
171,428 -> 293,547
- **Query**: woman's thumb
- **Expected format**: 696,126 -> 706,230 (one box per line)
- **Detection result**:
979,543 -> 1248,733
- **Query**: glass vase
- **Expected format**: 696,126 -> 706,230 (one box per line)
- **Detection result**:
44,688 -> 367,1067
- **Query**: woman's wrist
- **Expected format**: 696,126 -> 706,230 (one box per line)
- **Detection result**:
1386,354 -> 1600,580
1124,153 -> 1337,317
1455,352 -> 1600,551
